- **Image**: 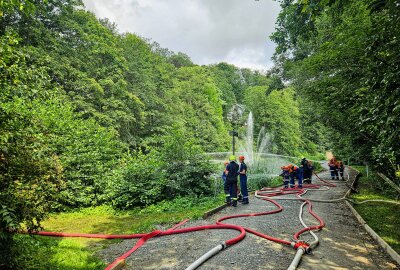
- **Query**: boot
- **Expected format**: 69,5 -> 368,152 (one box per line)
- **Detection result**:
242,197 -> 249,204
225,195 -> 231,206
232,199 -> 237,207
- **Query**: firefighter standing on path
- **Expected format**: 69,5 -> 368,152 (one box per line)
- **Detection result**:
221,161 -> 229,184
328,157 -> 339,180
338,161 -> 345,180
225,155 -> 239,207
238,156 -> 249,204
299,157 -> 307,184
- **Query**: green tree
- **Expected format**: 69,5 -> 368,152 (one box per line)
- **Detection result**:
169,66 -> 229,151
271,0 -> 400,178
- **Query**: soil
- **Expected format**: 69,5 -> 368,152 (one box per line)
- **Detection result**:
97,167 -> 400,270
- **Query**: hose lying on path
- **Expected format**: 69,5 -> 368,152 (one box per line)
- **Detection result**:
32,169 -> 396,270
33,194 -> 320,270
254,175 -> 334,270
36,223 -> 247,269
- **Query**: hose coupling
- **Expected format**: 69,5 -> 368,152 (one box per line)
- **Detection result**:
291,241 -> 311,253
221,242 -> 227,249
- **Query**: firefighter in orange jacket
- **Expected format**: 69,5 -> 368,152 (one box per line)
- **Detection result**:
280,165 -> 290,188
289,164 -> 302,188
328,158 -> 339,180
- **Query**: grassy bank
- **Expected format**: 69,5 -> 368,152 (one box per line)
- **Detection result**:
14,196 -> 224,270
351,166 -> 400,254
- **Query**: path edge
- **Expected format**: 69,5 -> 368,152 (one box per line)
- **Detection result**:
346,166 -> 400,266
202,204 -> 227,219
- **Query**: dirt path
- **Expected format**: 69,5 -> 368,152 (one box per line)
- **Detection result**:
97,168 -> 399,270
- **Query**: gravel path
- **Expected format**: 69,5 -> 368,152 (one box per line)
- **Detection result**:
97,167 -> 399,270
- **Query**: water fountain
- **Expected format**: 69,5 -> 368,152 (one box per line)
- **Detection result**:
237,112 -> 295,178
207,107 -> 300,190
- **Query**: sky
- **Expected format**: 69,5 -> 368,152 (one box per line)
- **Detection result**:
82,0 -> 281,71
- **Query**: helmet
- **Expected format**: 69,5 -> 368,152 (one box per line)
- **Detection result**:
229,155 -> 236,161
239,155 -> 245,161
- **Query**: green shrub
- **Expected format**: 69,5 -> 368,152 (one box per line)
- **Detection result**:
164,158 -> 215,198
107,150 -> 166,209
248,176 -> 274,190
108,124 -> 217,209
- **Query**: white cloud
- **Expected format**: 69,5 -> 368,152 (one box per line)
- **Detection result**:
82,0 -> 281,71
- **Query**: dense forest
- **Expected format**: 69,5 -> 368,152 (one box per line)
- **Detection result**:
270,0 -> 400,178
0,0 -> 327,262
1,0 -> 399,268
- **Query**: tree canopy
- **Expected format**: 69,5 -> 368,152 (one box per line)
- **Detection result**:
271,0 -> 400,178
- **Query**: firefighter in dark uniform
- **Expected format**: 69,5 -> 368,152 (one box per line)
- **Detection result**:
225,155 -> 239,207
238,156 -> 249,204
300,157 -> 309,184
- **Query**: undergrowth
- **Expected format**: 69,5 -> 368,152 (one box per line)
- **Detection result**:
351,166 -> 400,254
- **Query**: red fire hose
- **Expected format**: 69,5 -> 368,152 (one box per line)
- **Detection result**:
32,172 -> 336,269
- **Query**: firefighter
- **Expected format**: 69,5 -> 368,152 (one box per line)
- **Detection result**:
238,156 -> 249,204
338,161 -> 345,180
307,160 -> 315,183
289,164 -> 302,188
299,157 -> 307,183
225,155 -> 239,207
328,157 -> 339,180
221,161 -> 229,184
280,165 -> 290,188
303,160 -> 314,184
222,161 -> 237,200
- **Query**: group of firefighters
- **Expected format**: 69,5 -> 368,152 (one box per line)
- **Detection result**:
328,157 -> 346,180
279,158 -> 315,189
280,157 -> 346,188
221,155 -> 347,205
222,155 -> 249,207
